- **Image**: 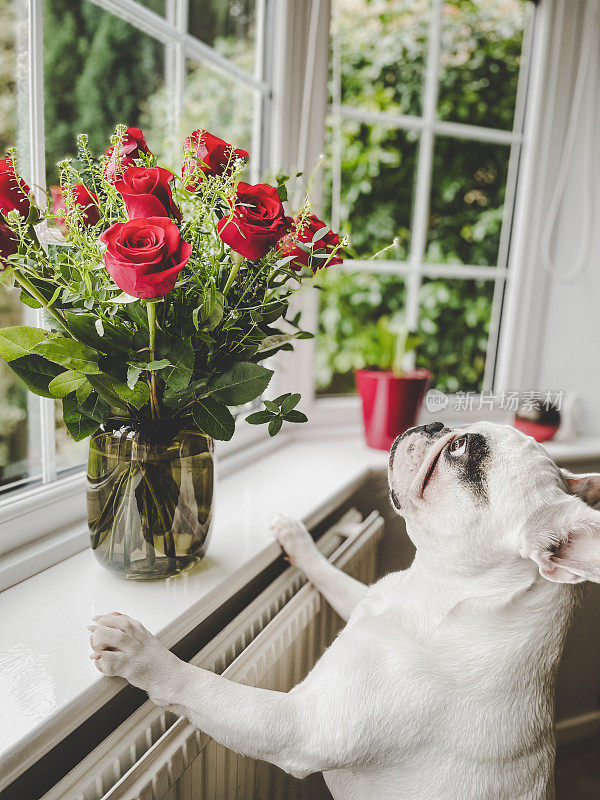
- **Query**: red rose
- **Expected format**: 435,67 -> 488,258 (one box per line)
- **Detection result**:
0,157 -> 31,220
100,217 -> 191,299
0,218 -> 17,266
182,130 -> 249,190
279,214 -> 343,272
115,166 -> 181,222
217,182 -> 291,261
103,127 -> 151,184
50,184 -> 100,234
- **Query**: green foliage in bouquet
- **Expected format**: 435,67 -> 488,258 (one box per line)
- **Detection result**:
0,125 -> 344,442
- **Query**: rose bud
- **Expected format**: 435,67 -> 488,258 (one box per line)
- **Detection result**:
50,184 -> 100,235
115,166 -> 181,222
103,127 -> 151,184
217,182 -> 291,262
182,130 -> 249,191
279,214 -> 343,272
100,217 -> 191,299
0,218 -> 18,267
0,157 -> 31,221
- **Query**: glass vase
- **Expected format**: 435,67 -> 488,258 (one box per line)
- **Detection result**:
87,421 -> 214,580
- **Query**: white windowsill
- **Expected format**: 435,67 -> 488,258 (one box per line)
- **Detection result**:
1,426 -> 600,791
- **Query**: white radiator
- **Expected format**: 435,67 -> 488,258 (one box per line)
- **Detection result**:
44,509 -> 384,800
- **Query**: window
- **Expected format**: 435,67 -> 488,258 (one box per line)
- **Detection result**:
0,0 -> 275,500
316,0 -> 534,396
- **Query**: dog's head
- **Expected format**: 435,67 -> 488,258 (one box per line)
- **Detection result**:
388,421 -> 600,584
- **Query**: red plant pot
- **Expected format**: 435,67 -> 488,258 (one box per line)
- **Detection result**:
513,419 -> 560,443
355,369 -> 431,451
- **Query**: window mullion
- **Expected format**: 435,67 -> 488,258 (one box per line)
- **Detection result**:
184,35 -> 268,93
25,0 -> 57,485
27,0 -> 46,200
406,0 -> 443,332
88,0 -> 178,45
340,259 -> 506,281
165,0 -> 187,160
330,0 -> 342,231
250,0 -> 266,183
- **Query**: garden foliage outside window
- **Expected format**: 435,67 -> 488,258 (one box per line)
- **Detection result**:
317,0 -> 533,396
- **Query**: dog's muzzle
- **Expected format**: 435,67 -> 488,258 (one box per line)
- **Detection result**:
388,422 -> 451,509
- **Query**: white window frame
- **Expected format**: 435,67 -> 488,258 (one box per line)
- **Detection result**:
0,0 -> 292,587
310,0 -> 540,411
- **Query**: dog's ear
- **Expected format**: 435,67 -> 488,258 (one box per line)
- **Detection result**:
561,469 -> 600,509
527,495 -> 600,584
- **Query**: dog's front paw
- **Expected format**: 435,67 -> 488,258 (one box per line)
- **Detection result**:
271,514 -> 319,569
89,612 -> 180,700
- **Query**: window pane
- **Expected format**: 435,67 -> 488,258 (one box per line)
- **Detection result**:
316,271 -> 407,396
137,0 -> 166,14
325,121 -> 418,260
43,0 -> 166,185
0,289 -> 43,493
188,0 -> 256,73
331,0 -> 430,116
437,0 -> 531,131
0,3 -> 43,494
0,0 -> 17,157
416,278 -> 494,393
55,401 -> 87,475
177,59 -> 254,153
426,136 -> 509,266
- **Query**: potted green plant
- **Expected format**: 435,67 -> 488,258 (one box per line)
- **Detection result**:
0,125 -> 343,579
355,315 -> 430,450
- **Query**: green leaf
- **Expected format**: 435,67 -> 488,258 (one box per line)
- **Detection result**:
146,359 -> 172,370
125,302 -> 149,329
76,380 -> 92,404
162,377 -> 210,408
127,364 -> 142,389
33,338 -> 102,374
280,393 -> 301,414
210,362 -> 274,406
18,292 -> 42,309
245,410 -> 274,425
63,312 -> 132,355
78,392 -> 111,424
161,338 -> 194,393
111,292 -> 139,304
48,370 -> 88,398
0,326 -> 52,362
61,396 -> 98,441
113,379 -> 150,409
268,416 -> 283,437
311,225 -> 331,245
203,292 -> 224,331
261,301 -> 288,325
192,397 -> 235,441
86,373 -> 130,412
257,333 -> 298,354
264,399 -> 279,413
283,410 -> 308,423
8,354 -> 63,398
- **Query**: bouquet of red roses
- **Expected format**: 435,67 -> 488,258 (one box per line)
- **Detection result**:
0,125 -> 343,442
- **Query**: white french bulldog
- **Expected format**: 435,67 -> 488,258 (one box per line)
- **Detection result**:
89,421 -> 600,800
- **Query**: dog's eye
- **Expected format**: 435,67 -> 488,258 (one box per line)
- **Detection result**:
448,436 -> 468,457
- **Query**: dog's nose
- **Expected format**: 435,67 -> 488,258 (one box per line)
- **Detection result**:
423,422 -> 445,435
